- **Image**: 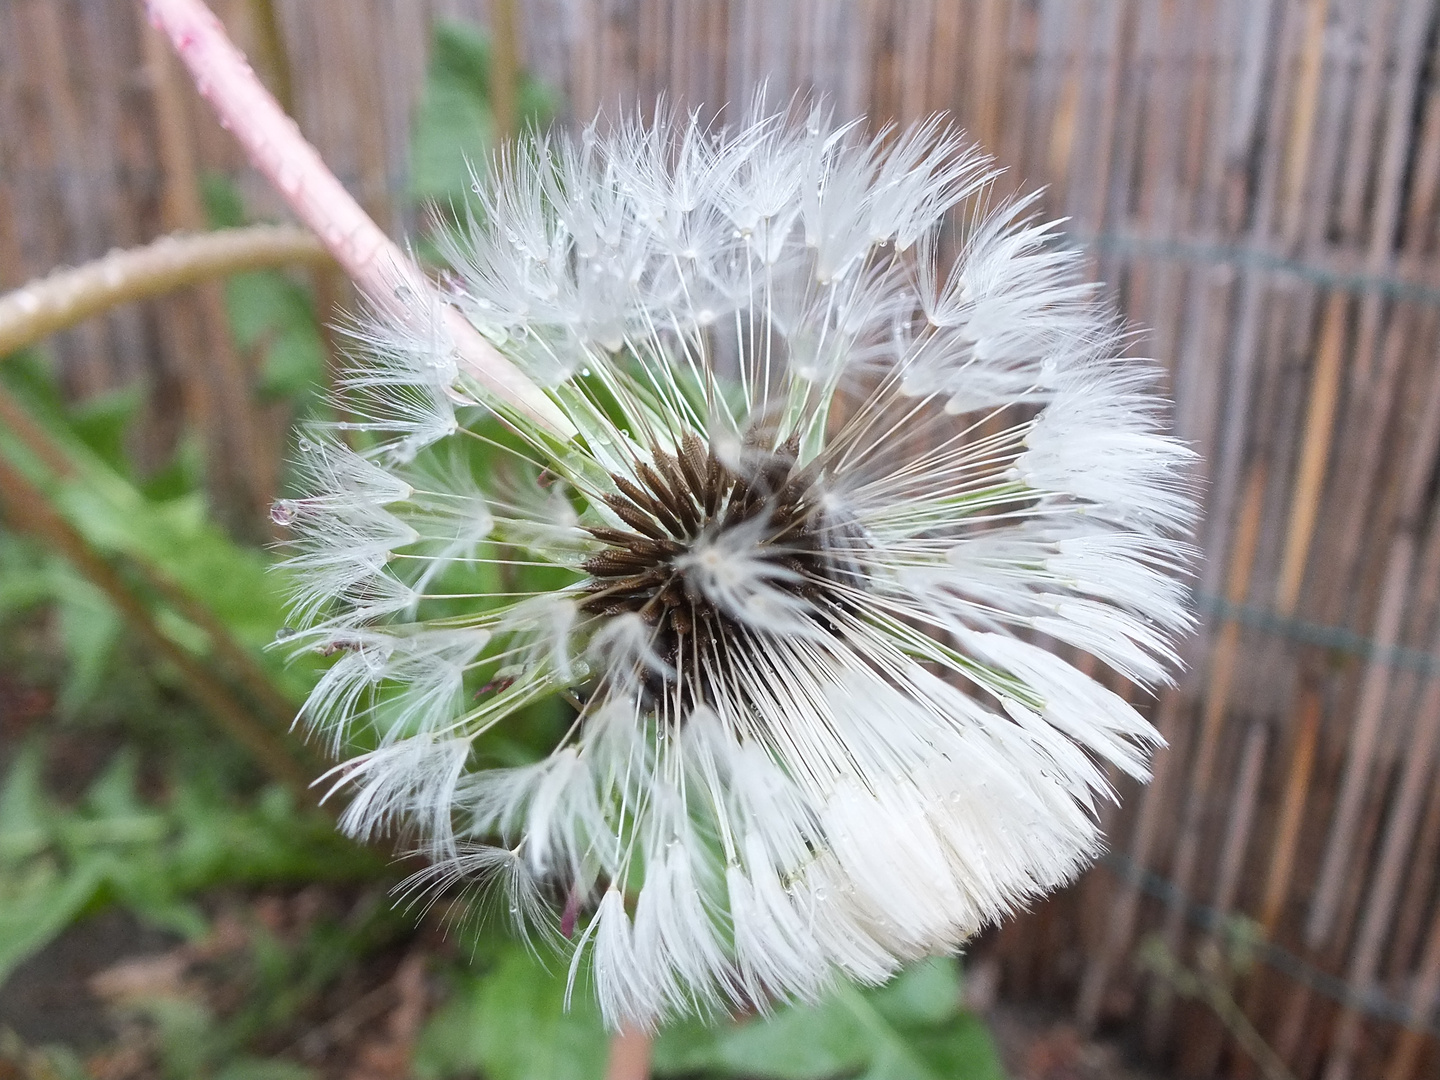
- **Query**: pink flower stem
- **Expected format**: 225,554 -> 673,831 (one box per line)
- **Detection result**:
604,1026 -> 653,1080
143,0 -> 574,438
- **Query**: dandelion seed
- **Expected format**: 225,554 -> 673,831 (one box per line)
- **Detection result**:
279,99 -> 1197,1030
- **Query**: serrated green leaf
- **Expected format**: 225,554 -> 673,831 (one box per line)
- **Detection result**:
52,481 -> 292,659
0,348 -> 308,706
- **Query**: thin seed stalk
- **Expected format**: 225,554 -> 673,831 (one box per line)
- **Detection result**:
142,0 -> 575,439
0,225 -> 329,358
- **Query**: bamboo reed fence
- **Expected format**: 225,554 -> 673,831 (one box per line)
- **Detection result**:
4,1 -> 1440,1077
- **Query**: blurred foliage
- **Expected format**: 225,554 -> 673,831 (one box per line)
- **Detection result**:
409,19 -> 560,211
0,350 -> 319,705
0,16 -> 1008,1080
201,173 -> 330,403
416,943 -> 610,1080
0,744 -> 380,984
655,960 -> 1004,1080
115,897 -> 410,1080
417,950 -> 1004,1080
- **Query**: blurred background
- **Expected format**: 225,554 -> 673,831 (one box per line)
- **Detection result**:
2,1 -> 1440,1078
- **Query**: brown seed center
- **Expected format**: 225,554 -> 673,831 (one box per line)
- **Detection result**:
578,432 -> 834,706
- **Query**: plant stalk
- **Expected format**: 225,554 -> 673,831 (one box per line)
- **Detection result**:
604,1026 -> 653,1080
490,0 -> 521,142
142,0 -> 574,439
0,226 -> 328,359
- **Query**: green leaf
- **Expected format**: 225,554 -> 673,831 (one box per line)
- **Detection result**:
140,432 -> 206,503
223,270 -> 328,402
416,945 -> 609,1080
868,955 -> 965,1028
0,739 -> 383,986
201,171 -> 329,402
200,171 -> 249,230
830,980 -> 1002,1080
653,960 -> 1006,1080
53,481 -> 292,659
658,999 -> 870,1080
81,748 -> 145,819
69,385 -> 144,474
408,19 -> 558,208
52,570 -> 122,714
0,534 -> 53,615
0,856 -> 108,984
225,271 -> 312,350
258,324 -> 328,401
0,745 -> 51,862
0,351 -> 304,695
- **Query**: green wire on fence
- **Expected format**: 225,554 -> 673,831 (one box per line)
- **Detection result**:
1101,852 -> 1439,1037
1075,231 -> 1440,307
1193,591 -> 1440,676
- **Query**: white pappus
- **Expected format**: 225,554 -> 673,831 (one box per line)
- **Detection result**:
276,101 -> 1197,1030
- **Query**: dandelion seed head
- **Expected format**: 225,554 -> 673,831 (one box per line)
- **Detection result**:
279,100 -> 1197,1029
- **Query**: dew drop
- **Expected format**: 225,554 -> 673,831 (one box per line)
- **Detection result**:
275,627 -> 298,642
276,161 -> 302,197
270,499 -> 299,526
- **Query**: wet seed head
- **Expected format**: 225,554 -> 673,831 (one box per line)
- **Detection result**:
579,432 -> 840,706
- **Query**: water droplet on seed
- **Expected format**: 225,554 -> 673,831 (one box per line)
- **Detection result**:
275,627 -> 298,642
